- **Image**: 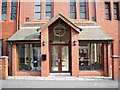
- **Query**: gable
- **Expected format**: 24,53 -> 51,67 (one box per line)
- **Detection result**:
40,13 -> 81,33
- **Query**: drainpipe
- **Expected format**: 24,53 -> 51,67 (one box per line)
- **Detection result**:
17,0 -> 20,30
94,0 -> 97,22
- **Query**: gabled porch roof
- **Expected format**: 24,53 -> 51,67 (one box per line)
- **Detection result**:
39,13 -> 81,33
7,13 -> 113,42
79,27 -> 113,41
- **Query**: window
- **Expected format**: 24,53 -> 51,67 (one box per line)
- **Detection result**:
79,43 -> 104,70
0,40 -> 3,56
105,2 -> 111,20
114,3 -> 119,20
46,0 -> 52,19
80,0 -> 87,19
2,0 -> 7,20
17,44 -> 41,71
70,0 -> 76,19
11,0 -> 17,20
35,0 -> 41,19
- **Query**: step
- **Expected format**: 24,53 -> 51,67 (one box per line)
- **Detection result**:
7,76 -> 113,81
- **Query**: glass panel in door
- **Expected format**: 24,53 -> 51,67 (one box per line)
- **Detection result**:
52,46 -> 59,71
61,46 -> 69,71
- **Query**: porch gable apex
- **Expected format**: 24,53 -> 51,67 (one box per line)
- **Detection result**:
40,13 -> 81,33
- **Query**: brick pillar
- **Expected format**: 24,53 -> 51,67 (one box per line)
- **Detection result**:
12,44 -> 17,76
41,27 -> 49,77
76,0 -> 80,19
41,1 -> 45,20
0,56 -> 8,79
104,43 -> 109,77
71,28 -> 79,76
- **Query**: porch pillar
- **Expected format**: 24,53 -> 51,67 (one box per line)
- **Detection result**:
104,42 -> 109,77
41,27 -> 49,77
12,44 -> 17,76
111,42 -> 114,80
71,28 -> 79,76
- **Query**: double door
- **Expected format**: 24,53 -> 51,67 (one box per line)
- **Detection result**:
50,45 -> 70,73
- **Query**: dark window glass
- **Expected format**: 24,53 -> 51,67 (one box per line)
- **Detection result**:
11,0 -> 17,20
46,13 -> 51,19
11,6 -> 17,13
45,0 -> 52,19
80,6 -> 86,12
35,0 -> 41,19
46,6 -> 51,12
35,6 -> 41,12
2,0 -> 7,6
80,0 -> 86,19
70,0 -> 76,19
70,13 -> 76,19
11,13 -> 16,20
11,2 -> 17,6
2,7 -> 7,13
70,5 -> 76,12
0,40 -> 2,56
70,0 -> 76,5
2,0 -> 7,20
35,13 -> 41,19
105,2 -> 111,20
35,0 -> 41,5
114,3 -> 119,20
80,13 -> 86,19
2,14 -> 6,20
46,0 -> 51,5
17,44 -> 41,71
79,43 -> 104,70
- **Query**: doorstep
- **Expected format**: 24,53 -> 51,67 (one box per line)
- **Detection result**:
7,76 -> 112,81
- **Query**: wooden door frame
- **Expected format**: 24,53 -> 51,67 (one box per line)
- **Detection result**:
49,44 -> 71,73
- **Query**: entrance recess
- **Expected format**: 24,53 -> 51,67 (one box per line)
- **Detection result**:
50,45 -> 70,73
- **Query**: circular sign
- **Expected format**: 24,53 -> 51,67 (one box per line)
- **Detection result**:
53,29 -> 66,37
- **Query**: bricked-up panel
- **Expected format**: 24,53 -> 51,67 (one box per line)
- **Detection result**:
0,56 -> 8,79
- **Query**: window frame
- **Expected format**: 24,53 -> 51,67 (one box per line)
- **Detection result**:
70,0 -> 76,19
113,2 -> 119,20
34,0 -> 42,20
79,42 -> 104,70
11,0 -> 17,20
2,0 -> 7,21
45,0 -> 52,19
105,2 -> 111,20
17,43 -> 41,71
80,0 -> 87,19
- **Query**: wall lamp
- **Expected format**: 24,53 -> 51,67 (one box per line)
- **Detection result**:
26,17 -> 30,22
42,41 -> 46,46
73,41 -> 77,46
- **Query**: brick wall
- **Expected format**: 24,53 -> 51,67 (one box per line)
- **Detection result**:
41,27 -> 50,77
79,71 -> 104,76
71,28 -> 79,76
0,56 -> 8,79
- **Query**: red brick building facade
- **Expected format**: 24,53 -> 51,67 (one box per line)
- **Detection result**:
0,0 -> 120,80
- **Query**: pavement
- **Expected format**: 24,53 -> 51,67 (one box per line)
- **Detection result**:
1,76 -> 119,88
